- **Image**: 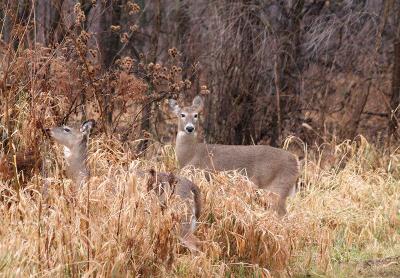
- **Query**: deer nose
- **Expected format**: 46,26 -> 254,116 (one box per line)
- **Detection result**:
185,126 -> 195,133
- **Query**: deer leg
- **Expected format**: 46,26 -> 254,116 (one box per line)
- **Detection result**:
265,175 -> 295,216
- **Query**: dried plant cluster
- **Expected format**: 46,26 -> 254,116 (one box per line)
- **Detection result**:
0,1 -> 400,277
0,1 -> 198,180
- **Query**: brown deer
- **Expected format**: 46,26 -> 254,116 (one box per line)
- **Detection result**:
46,120 -> 95,186
146,169 -> 202,252
169,96 -> 300,216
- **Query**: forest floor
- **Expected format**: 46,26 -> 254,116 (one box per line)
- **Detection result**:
0,136 -> 399,277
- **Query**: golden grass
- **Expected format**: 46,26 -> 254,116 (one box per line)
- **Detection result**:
0,136 -> 399,277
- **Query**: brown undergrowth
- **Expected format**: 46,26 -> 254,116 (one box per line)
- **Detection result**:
0,135 -> 398,277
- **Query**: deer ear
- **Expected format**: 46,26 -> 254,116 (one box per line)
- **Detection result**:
192,95 -> 204,111
80,119 -> 95,134
168,99 -> 180,115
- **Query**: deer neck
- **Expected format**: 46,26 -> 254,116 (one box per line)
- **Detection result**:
64,141 -> 89,185
176,131 -> 198,166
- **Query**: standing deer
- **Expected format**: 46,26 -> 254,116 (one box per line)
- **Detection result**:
146,169 -> 202,252
169,96 -> 300,216
47,120 -> 95,186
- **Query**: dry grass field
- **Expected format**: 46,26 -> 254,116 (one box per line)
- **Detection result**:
0,134 -> 399,277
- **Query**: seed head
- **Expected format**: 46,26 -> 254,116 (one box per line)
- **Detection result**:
110,25 -> 121,32
168,47 -> 178,58
129,25 -> 139,32
74,3 -> 86,25
120,32 -> 129,43
184,79 -> 191,89
128,1 -> 141,14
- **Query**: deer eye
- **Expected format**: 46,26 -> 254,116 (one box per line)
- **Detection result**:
63,127 -> 71,132
180,113 -> 186,118
194,114 -> 198,118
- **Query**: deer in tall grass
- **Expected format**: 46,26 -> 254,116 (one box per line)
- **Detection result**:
169,96 -> 300,216
146,169 -> 202,252
47,120 -> 95,186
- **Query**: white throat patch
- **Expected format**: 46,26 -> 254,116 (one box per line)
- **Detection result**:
177,130 -> 196,138
63,146 -> 72,159
177,131 -> 187,138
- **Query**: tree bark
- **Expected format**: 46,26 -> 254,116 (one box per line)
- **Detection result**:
388,5 -> 400,143
274,0 -> 305,146
345,81 -> 371,140
98,0 -> 122,133
138,0 -> 161,152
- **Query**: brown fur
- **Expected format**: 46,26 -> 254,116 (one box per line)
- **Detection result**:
47,120 -> 95,186
146,169 -> 202,252
169,96 -> 300,216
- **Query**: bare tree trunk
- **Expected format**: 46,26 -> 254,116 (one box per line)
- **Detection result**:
274,0 -> 305,146
138,0 -> 161,152
345,81 -> 371,140
273,55 -> 282,145
99,0 -> 122,133
388,5 -> 400,143
35,0 -> 62,45
176,1 -> 191,80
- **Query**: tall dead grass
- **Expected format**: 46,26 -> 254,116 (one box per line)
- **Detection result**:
0,134 -> 399,277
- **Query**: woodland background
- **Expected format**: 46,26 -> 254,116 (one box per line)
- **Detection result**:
0,1 -> 399,277
1,0 -> 400,153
